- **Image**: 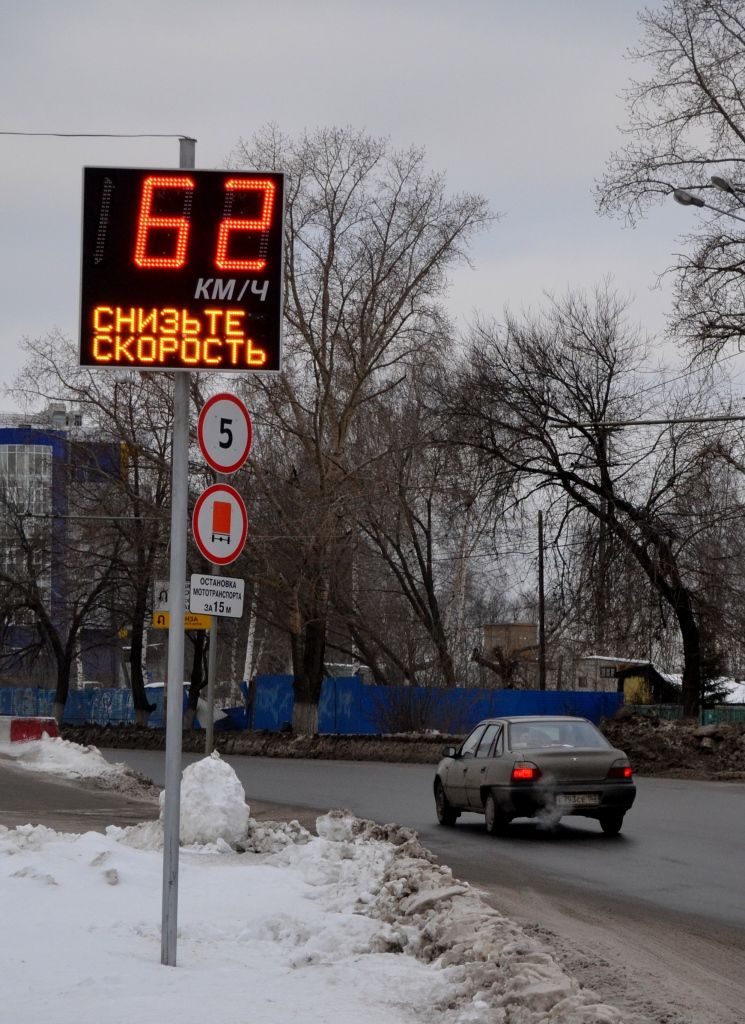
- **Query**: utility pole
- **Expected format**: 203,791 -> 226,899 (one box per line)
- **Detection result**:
597,426 -> 609,651
538,510 -> 546,691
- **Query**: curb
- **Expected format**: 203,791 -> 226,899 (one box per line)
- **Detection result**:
0,716 -> 60,744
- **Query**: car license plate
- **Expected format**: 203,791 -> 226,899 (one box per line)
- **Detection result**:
556,793 -> 600,807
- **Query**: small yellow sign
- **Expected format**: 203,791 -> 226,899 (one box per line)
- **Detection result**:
151,611 -> 212,631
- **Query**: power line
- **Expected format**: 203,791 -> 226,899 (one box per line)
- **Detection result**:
564,412 -> 745,429
0,131 -> 195,139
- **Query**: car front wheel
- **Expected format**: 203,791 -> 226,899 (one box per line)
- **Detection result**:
435,781 -> 458,826
599,811 -> 625,836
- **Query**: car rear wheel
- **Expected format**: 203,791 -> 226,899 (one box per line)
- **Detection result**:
484,792 -> 509,835
435,781 -> 458,826
599,811 -> 625,836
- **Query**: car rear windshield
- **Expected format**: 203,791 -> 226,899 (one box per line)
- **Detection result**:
508,720 -> 611,750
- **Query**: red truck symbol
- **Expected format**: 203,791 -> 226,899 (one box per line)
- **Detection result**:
211,500 -> 232,544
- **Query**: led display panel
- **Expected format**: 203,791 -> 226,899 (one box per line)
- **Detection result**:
79,167 -> 284,372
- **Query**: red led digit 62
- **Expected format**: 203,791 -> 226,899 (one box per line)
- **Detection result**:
133,174 -> 276,271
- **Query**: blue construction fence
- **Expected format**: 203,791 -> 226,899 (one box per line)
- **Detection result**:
0,686 -> 138,726
244,675 -> 623,733
0,677 -> 624,733
0,685 -> 239,731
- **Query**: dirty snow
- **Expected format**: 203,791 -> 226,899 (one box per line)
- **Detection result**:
0,739 -> 625,1024
1,731 -> 158,797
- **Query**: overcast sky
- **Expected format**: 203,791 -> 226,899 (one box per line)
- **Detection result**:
1,0 -> 686,406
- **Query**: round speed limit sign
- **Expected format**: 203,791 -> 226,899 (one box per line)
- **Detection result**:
197,393 -> 252,474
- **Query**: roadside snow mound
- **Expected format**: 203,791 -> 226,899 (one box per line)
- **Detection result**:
348,818 -> 624,1024
160,751 -> 249,846
1,733 -> 157,799
243,817 -> 313,853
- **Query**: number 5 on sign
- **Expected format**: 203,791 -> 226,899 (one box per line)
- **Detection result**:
197,393 -> 252,474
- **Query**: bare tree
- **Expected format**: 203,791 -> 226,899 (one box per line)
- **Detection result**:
596,0 -> 745,354
230,125 -> 491,731
447,284 -> 731,717
346,366 -> 499,687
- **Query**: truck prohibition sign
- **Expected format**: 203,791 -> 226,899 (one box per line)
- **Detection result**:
191,483 -> 248,566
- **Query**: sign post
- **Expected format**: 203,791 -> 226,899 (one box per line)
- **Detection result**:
78,144 -> 283,969
162,369 -> 189,966
160,137 -> 194,969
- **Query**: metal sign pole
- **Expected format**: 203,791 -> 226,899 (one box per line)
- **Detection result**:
161,136 -> 195,968
194,397 -> 253,753
204,468 -> 225,755
204,560 -> 221,755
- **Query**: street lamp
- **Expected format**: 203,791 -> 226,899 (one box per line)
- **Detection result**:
673,188 -> 705,207
671,186 -> 745,224
710,175 -> 742,196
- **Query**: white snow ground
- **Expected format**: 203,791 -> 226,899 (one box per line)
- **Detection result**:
0,736 -> 624,1024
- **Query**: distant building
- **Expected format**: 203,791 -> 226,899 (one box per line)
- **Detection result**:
0,402 -> 84,432
575,656 -> 679,702
483,622 -> 537,658
574,655 -> 648,694
0,405 -> 121,688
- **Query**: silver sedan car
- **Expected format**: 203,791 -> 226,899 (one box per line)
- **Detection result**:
434,715 -> 636,835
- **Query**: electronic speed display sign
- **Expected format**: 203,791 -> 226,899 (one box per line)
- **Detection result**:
79,167 -> 284,372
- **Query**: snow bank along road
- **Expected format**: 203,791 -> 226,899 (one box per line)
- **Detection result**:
106,748 -> 745,1024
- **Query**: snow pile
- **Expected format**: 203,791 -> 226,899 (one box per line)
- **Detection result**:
362,823 -> 624,1023
0,812 -> 449,1024
0,732 -> 157,798
244,815 -> 313,853
160,750 -> 250,846
722,679 -> 745,703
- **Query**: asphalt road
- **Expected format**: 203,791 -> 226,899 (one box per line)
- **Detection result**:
0,756 -> 158,832
99,748 -> 745,929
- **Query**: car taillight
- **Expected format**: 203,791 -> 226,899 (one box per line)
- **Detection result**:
511,761 -> 541,782
607,759 -> 633,780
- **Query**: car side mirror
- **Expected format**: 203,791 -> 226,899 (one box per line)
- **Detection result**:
441,745 -> 458,759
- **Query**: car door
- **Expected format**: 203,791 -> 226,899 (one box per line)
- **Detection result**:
444,725 -> 486,808
464,723 -> 502,808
